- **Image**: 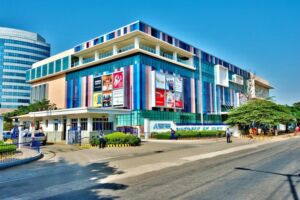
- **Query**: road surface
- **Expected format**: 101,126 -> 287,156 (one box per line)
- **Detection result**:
0,137 -> 299,200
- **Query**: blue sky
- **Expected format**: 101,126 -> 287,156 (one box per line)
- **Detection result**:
0,0 -> 299,105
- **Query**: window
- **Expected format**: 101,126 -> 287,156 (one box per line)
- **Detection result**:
80,118 -> 87,131
48,62 -> 54,74
45,120 -> 48,128
93,118 -> 101,131
55,59 -> 61,72
71,119 -> 78,130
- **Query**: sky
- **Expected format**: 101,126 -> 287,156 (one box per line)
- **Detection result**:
0,0 -> 299,105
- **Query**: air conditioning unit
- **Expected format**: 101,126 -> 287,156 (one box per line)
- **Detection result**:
232,74 -> 244,85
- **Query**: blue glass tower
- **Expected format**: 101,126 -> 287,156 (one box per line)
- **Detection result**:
0,27 -> 50,113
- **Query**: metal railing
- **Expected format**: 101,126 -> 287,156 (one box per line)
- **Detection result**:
118,44 -> 134,53
82,57 -> 95,64
99,51 -> 113,59
140,45 -> 156,54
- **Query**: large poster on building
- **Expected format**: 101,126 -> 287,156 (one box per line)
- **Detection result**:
103,92 -> 112,107
113,89 -> 124,106
155,89 -> 165,107
93,92 -> 102,107
175,77 -> 183,92
102,74 -> 113,91
175,92 -> 183,108
166,91 -> 175,108
165,75 -> 174,91
93,76 -> 102,92
155,73 -> 165,89
113,71 -> 124,89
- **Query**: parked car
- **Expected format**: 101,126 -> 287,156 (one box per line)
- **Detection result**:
23,132 -> 47,145
3,131 -> 12,141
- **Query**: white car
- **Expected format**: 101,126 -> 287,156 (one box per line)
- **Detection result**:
23,132 -> 47,145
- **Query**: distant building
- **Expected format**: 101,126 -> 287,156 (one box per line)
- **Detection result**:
0,27 -> 50,114
248,73 -> 273,99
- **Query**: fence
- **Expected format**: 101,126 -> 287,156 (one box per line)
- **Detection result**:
0,141 -> 41,164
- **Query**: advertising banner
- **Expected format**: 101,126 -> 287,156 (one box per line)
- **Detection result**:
93,92 -> 102,107
102,74 -> 113,91
93,76 -> 102,92
149,120 -> 176,133
113,89 -> 124,106
113,71 -> 124,89
102,92 -> 112,107
155,89 -> 165,107
155,72 -> 165,89
175,92 -> 183,108
176,125 -> 229,131
175,77 -> 183,92
166,91 -> 175,108
165,75 -> 174,91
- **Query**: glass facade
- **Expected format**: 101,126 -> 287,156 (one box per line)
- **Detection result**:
0,27 -> 50,111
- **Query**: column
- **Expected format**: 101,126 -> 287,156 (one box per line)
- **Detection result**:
94,51 -> 99,60
155,44 -> 160,56
173,52 -> 178,61
113,45 -> 118,55
79,56 -> 83,65
66,118 -> 71,144
87,117 -> 93,132
134,37 -> 140,49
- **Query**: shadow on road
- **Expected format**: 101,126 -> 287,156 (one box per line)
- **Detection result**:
0,157 -> 128,200
235,167 -> 300,200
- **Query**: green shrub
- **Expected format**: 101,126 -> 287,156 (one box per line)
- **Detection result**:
0,140 -> 4,145
105,132 -> 141,146
152,130 -> 225,139
90,136 -> 99,146
0,144 -> 17,153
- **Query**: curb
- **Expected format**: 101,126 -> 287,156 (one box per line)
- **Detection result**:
0,152 -> 43,170
106,144 -> 132,148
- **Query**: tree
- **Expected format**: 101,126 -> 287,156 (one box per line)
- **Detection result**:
3,99 -> 56,123
225,99 -> 294,128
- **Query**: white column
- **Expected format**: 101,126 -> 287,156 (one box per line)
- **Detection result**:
79,56 -> 83,65
113,45 -> 118,55
134,37 -> 140,49
87,117 -> 93,132
173,52 -> 178,61
189,57 -> 194,67
94,51 -> 99,60
66,118 -> 71,144
155,44 -> 160,55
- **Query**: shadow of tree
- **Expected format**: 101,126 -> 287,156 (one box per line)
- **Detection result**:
235,167 -> 300,200
0,157 -> 128,199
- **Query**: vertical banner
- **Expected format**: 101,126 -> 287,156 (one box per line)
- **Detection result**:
103,92 -> 112,107
113,71 -> 124,89
113,89 -> 124,106
155,89 -> 165,107
175,92 -> 183,108
165,75 -> 174,91
155,72 -> 165,89
166,91 -> 175,108
93,92 -> 102,107
93,76 -> 102,92
102,74 -> 113,91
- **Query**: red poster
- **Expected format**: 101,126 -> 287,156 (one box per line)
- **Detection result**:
113,71 -> 124,89
155,89 -> 165,107
175,92 -> 183,108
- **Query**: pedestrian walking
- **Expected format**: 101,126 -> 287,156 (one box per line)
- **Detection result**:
225,128 -> 232,143
98,130 -> 106,149
170,128 -> 177,140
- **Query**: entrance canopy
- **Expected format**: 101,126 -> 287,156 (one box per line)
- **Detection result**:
14,107 -> 131,120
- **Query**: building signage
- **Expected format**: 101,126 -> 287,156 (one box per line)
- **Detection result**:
155,73 -> 165,89
149,120 -> 175,133
113,89 -> 124,106
175,92 -> 183,108
102,92 -> 112,107
93,92 -> 102,107
93,76 -> 102,92
175,77 -> 183,92
102,74 -> 113,91
165,75 -> 174,91
166,91 -> 175,108
155,89 -> 165,107
176,125 -> 229,131
113,71 -> 124,89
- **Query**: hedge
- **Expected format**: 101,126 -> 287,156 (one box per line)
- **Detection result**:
90,132 -> 141,146
152,130 -> 225,139
0,141 -> 17,153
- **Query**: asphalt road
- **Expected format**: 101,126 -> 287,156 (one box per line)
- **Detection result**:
0,137 -> 299,200
105,137 -> 300,200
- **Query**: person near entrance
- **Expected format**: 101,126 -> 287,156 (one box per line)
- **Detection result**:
99,130 -> 106,149
225,128 -> 232,143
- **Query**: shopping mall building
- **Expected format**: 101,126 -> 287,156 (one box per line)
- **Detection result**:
17,21 -> 272,142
